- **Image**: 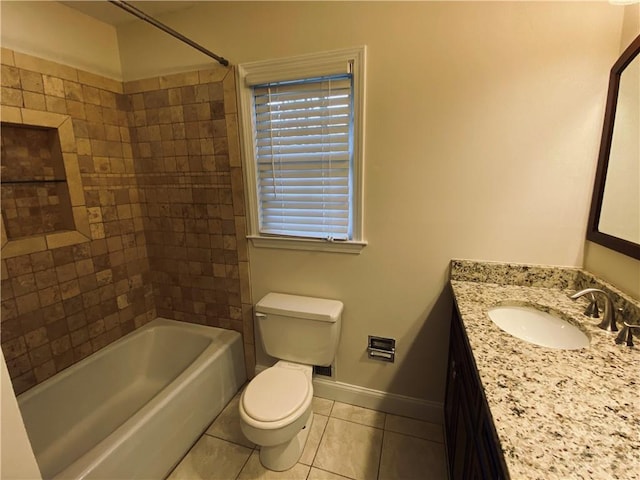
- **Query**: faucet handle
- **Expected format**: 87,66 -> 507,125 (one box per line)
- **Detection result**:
583,293 -> 600,319
615,322 -> 639,347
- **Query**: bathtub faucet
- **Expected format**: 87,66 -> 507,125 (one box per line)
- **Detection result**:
570,288 -> 618,332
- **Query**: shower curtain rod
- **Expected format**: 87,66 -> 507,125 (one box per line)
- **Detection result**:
107,0 -> 229,66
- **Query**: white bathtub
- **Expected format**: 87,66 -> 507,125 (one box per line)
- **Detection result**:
17,318 -> 246,480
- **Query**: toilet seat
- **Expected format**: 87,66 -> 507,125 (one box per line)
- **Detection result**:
242,367 -> 310,422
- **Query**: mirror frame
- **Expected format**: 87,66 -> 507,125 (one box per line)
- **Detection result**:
587,34 -> 640,260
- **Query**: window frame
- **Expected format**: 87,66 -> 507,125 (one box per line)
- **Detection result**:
237,47 -> 367,254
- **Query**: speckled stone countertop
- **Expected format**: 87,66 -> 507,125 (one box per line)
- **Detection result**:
449,260 -> 640,480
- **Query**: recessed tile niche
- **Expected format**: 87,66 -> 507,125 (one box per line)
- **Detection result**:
1,124 -> 73,237
0,108 -> 90,258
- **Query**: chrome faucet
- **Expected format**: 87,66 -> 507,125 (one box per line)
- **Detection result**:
570,288 -> 618,332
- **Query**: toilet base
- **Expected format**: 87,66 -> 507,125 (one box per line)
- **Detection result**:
259,413 -> 313,471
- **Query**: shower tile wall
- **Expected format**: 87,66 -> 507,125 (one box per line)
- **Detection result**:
0,50 -> 154,395
124,68 -> 254,378
0,49 -> 254,395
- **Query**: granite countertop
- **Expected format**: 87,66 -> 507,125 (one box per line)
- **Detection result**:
449,260 -> 640,480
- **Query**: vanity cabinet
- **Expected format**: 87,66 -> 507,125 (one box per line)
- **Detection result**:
445,304 -> 510,480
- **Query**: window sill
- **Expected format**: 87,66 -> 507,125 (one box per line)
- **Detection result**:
248,235 -> 367,254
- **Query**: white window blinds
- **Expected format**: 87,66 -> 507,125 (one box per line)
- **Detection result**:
252,75 -> 353,240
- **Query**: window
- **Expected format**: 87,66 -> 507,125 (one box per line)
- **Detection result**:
238,47 -> 366,253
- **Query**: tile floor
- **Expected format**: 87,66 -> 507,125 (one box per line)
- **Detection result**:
168,391 -> 448,480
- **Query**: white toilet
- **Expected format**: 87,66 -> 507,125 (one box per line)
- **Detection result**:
239,292 -> 343,471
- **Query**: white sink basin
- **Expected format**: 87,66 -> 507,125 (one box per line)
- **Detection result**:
487,305 -> 589,350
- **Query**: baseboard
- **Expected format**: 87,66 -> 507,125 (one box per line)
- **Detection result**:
254,364 -> 443,425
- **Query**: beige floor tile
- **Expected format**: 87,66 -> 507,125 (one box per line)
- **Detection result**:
312,396 -> 334,416
330,402 -> 386,428
237,451 -> 310,479
307,467 -> 355,479
384,414 -> 444,443
378,431 -> 447,480
167,435 -> 252,480
313,417 -> 383,479
299,413 -> 329,465
206,392 -> 255,448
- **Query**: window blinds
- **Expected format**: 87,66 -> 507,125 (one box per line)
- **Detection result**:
253,75 -> 353,240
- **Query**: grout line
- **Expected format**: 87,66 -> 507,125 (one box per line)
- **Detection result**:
165,428 -> 209,478
383,427 -> 445,444
385,411 -> 442,425
327,399 -> 335,416
234,447 -> 254,480
376,427 -> 385,480
309,466 -> 356,480
308,413 -> 331,469
326,415 -> 386,431
202,430 -> 255,450
326,404 -> 444,443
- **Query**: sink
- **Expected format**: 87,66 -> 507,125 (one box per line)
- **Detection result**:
487,305 -> 589,350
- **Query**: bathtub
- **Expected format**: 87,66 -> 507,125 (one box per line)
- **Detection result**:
17,318 -> 246,480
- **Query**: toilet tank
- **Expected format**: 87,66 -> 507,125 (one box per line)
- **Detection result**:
255,293 -> 343,366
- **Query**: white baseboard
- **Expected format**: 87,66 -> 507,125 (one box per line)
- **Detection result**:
254,364 -> 443,425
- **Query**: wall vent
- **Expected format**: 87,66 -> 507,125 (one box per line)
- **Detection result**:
313,365 -> 332,377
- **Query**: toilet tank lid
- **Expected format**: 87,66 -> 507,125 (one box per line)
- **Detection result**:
256,293 -> 343,322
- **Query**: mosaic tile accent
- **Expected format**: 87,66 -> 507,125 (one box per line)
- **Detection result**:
1,124 -> 73,239
1,125 -> 62,180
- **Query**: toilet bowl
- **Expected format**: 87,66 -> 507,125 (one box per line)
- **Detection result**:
239,361 -> 314,471
239,292 -> 343,471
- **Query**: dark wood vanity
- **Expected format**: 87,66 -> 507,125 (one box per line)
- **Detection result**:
444,302 -> 510,479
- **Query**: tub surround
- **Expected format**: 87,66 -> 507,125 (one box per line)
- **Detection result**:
125,66 -> 254,380
1,49 -> 154,395
0,48 -> 254,395
449,260 -> 639,479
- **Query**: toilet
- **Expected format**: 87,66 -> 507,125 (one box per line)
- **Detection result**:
239,292 -> 343,471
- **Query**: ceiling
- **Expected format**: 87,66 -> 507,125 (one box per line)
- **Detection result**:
60,1 -> 199,26
60,0 -> 627,26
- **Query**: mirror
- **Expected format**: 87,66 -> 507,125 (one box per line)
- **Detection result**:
587,34 -> 640,260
